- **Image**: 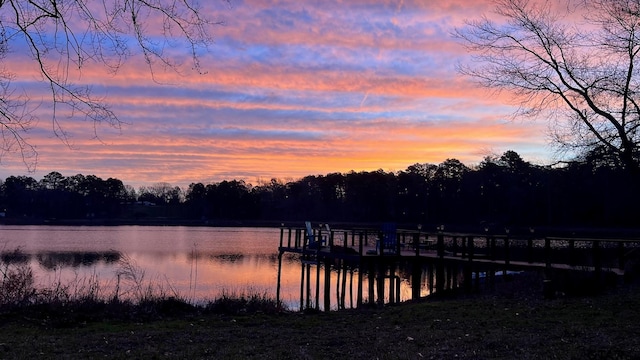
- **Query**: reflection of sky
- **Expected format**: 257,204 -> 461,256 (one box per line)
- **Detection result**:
0,226 -> 281,254
2,226 -> 430,310
22,247 -> 425,311
1,0 -> 551,188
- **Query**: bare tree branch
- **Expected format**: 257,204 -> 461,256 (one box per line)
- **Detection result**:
0,0 -> 227,170
456,0 -> 640,172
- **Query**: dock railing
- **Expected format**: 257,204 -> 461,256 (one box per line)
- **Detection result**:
277,225 -> 640,311
279,225 -> 640,275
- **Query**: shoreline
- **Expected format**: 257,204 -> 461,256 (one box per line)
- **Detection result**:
1,281 -> 638,359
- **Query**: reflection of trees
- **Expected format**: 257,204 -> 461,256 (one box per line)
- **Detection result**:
207,254 -> 245,263
193,253 -> 283,265
1,249 -> 30,264
36,251 -> 121,270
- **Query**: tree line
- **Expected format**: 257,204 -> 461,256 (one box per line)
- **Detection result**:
1,150 -> 638,230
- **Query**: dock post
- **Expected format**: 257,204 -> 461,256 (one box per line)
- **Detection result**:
329,229 -> 334,248
504,235 -> 510,266
315,256 -> 321,311
463,236 -> 474,293
307,262 -> 313,309
545,238 -> 551,270
593,240 -> 602,281
301,261 -> 307,310
335,259 -> 341,309
435,260 -> 444,294
461,235 -> 467,258
368,261 -> 375,305
569,239 -> 576,267
436,233 -> 445,294
349,269 -> 354,309
619,241 -> 626,273
427,263 -> 434,294
341,257 -> 348,308
411,259 -> 422,300
452,236 -> 458,256
486,235 -> 491,258
276,250 -> 283,309
504,234 -> 510,280
277,227 -> 284,309
389,262 -> 397,303
527,235 -> 534,263
357,259 -> 364,308
452,264 -> 458,291
377,262 -> 385,305
490,236 -> 496,261
324,257 -> 331,311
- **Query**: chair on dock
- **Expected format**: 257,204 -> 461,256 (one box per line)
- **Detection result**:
305,221 -> 326,249
376,222 -> 398,255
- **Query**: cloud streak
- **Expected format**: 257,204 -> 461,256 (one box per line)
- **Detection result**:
0,0 -> 552,188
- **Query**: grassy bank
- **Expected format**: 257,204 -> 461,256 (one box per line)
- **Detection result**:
3,247 -> 639,359
1,280 -> 639,359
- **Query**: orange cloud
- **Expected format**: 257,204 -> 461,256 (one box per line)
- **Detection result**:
0,0 -> 554,188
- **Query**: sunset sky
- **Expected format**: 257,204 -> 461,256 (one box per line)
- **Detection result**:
1,0 -> 554,189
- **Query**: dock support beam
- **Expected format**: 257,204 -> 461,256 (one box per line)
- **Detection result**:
324,257 -> 331,311
411,259 -> 422,300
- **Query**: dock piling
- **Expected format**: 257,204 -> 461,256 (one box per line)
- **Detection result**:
276,225 -> 635,311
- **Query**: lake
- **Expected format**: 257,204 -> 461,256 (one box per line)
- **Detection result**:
0,225 -> 425,310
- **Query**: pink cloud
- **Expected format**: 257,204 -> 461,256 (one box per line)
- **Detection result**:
0,0 -> 555,188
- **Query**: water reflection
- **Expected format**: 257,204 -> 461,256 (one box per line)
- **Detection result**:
35,251 -> 121,270
204,253 -> 245,263
0,226 -> 433,311
1,249 -> 30,264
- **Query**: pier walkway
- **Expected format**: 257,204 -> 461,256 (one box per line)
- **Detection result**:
276,225 -> 639,311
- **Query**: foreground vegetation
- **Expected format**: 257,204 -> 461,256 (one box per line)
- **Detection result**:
3,247 -> 639,358
1,273 -> 639,359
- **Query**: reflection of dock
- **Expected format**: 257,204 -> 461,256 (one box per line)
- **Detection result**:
276,225 -> 639,311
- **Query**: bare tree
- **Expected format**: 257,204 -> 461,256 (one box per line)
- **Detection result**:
456,0 -> 640,172
0,0 -> 227,170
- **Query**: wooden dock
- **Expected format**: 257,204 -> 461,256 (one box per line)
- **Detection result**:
276,225 -> 640,311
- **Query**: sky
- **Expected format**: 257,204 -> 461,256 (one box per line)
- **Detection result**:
1,0 -> 554,189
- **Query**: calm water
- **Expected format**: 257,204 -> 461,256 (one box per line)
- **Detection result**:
0,225 -> 424,310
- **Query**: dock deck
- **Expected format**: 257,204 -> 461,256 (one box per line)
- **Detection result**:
276,225 -> 638,310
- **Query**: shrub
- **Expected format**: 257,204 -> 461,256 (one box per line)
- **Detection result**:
205,290 -> 284,315
0,262 -> 36,307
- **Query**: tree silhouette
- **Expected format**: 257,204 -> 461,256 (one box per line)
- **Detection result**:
2,151 -> 640,227
457,0 -> 640,173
